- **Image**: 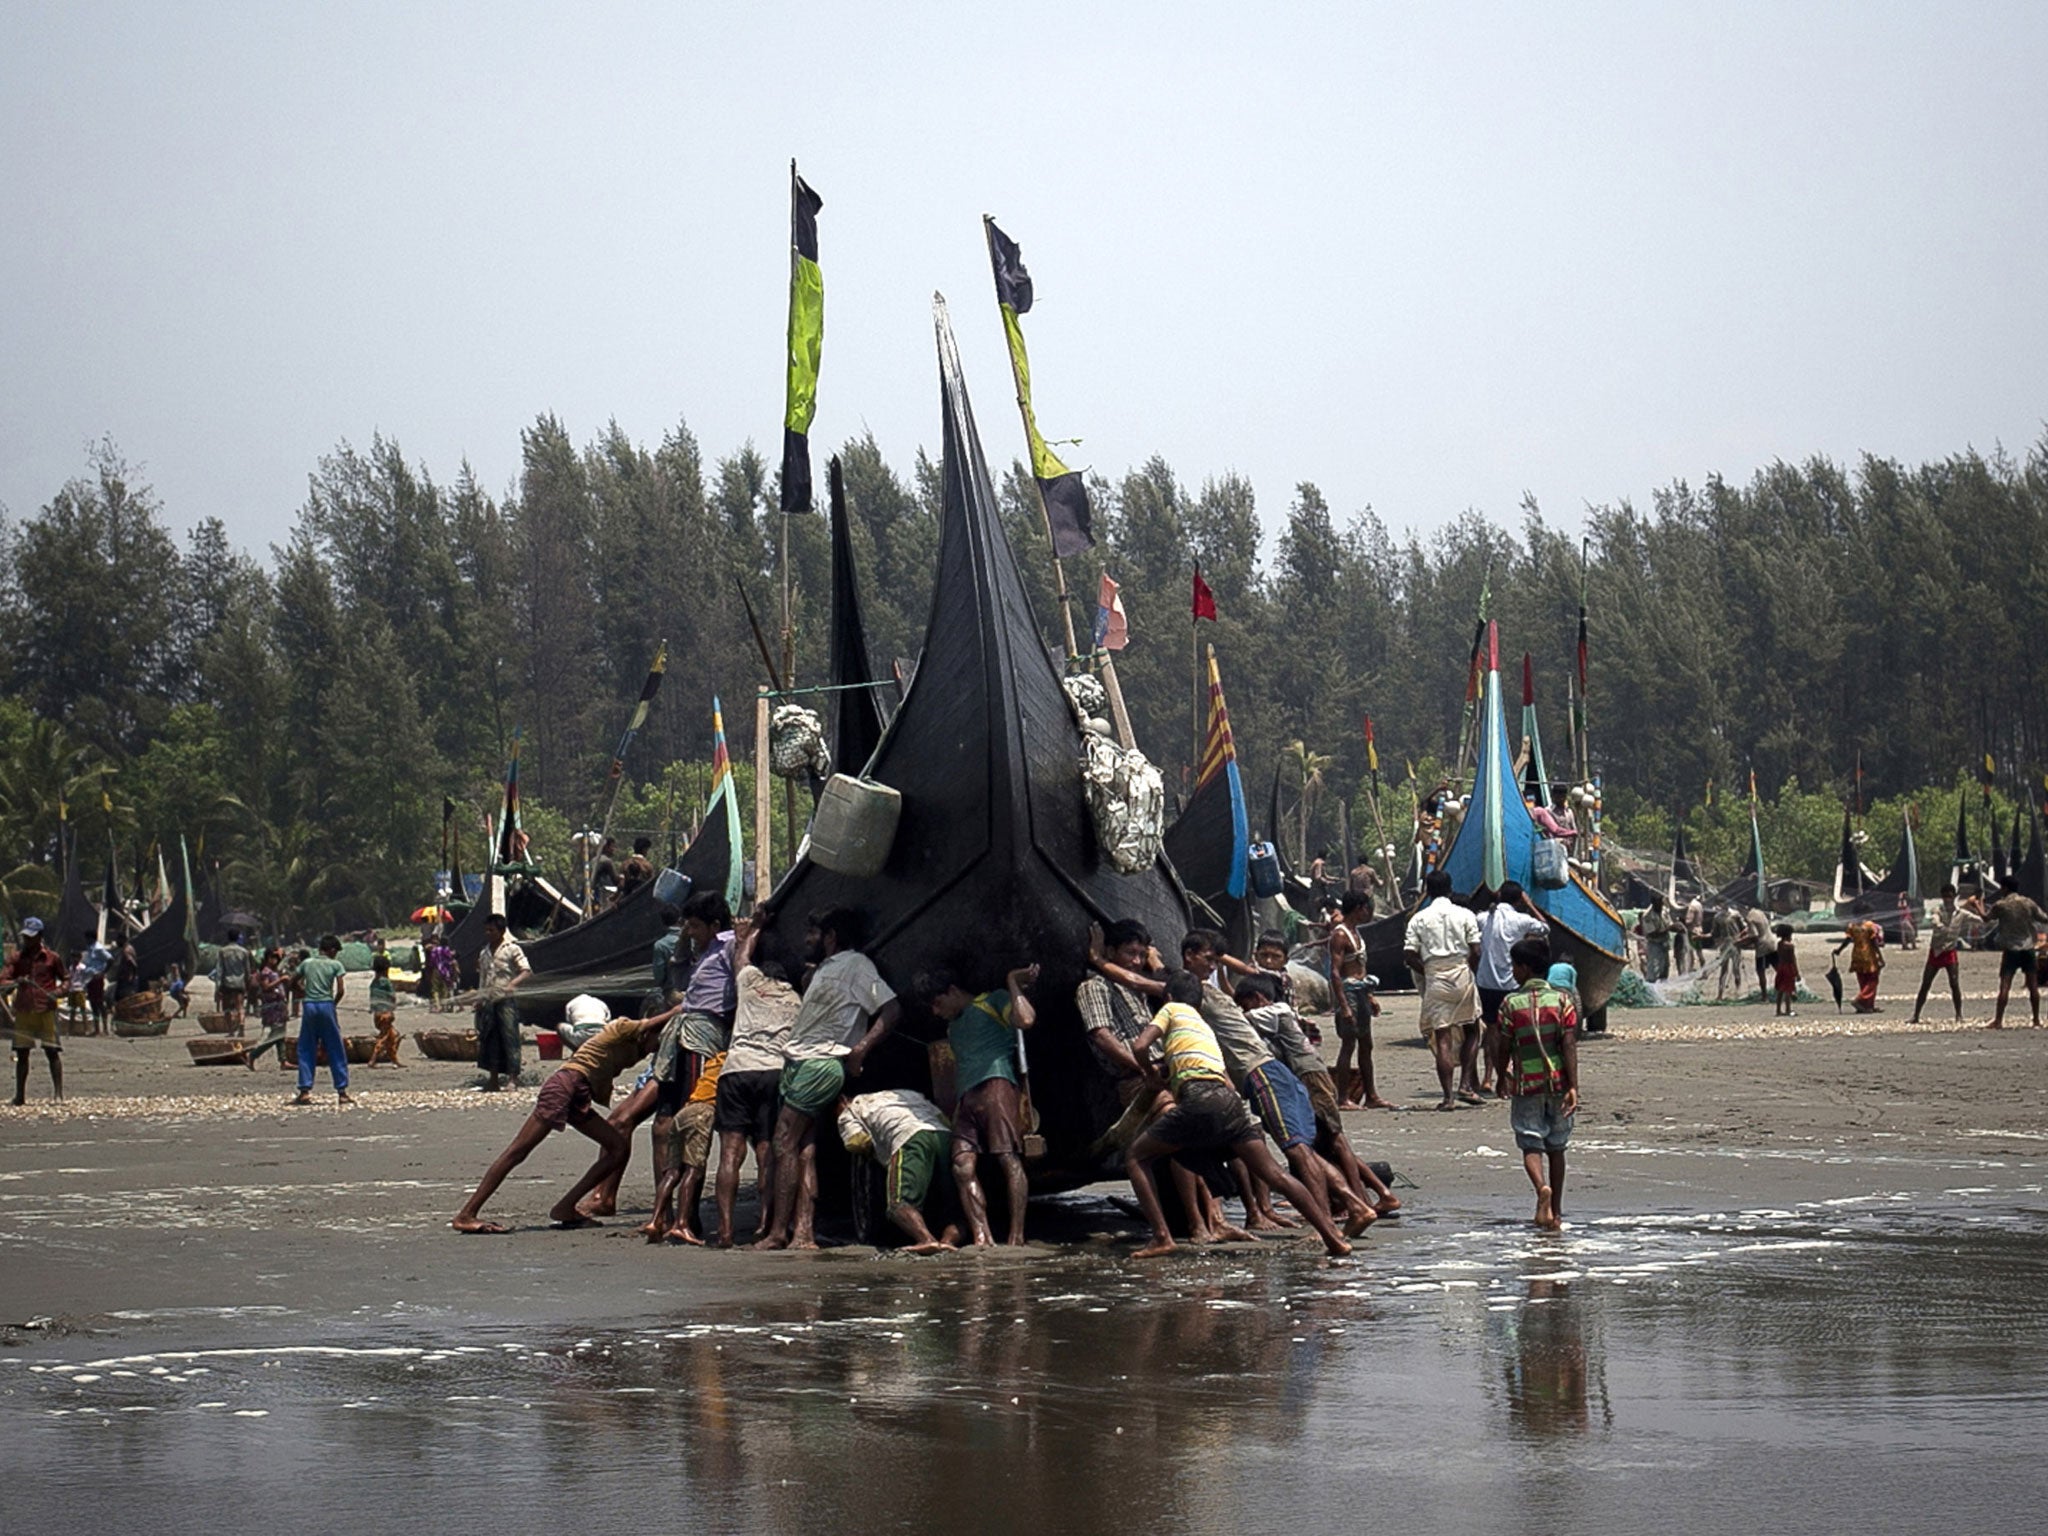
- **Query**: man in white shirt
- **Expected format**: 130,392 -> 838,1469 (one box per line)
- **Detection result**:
1474,882 -> 1549,1099
837,1088 -> 959,1253
752,905 -> 900,1251
1403,871 -> 1482,1111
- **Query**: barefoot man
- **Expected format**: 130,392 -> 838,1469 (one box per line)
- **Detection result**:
1121,971 -> 1351,1261
1329,891 -> 1390,1108
1910,883 -> 1971,1025
1404,871 -> 1482,1111
837,1088 -> 960,1253
753,908 -> 899,1251
713,919 -> 796,1247
1494,936 -> 1579,1230
449,1000 -> 681,1234
1982,878 -> 2048,1029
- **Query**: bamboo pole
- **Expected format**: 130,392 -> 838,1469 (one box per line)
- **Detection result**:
754,693 -> 774,908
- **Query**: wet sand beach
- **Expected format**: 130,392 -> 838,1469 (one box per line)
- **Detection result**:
5,941 -> 2047,1533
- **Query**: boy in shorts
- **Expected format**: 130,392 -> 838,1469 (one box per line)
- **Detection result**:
838,1088 -> 960,1253
920,964 -> 1039,1247
449,1001 -> 680,1233
714,919 -> 797,1246
1494,935 -> 1579,1230
1234,973 -> 1400,1219
1912,884 -> 1969,1024
753,907 -> 899,1251
647,1050 -> 724,1244
1121,971 -> 1352,1261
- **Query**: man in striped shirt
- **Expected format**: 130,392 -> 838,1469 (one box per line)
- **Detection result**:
1493,936 -> 1579,1231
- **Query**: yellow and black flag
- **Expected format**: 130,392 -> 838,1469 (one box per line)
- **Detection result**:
984,217 -> 1094,557
780,163 -> 824,513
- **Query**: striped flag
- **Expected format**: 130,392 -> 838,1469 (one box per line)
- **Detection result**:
1195,645 -> 1250,899
780,163 -> 824,512
709,695 -> 744,909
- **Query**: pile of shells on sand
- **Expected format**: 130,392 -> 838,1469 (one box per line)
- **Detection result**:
3,1088 -> 532,1124
1610,1016 -> 1998,1043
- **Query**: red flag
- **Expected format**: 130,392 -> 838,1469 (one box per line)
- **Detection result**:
1191,564 -> 1217,622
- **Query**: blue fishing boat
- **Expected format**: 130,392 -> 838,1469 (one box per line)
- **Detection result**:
1437,621 -> 1627,1026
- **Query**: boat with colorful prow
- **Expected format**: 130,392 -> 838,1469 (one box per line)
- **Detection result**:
1436,621 -> 1627,1028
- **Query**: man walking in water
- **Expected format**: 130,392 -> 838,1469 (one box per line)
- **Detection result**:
1495,935 -> 1579,1230
1404,871 -> 1481,1112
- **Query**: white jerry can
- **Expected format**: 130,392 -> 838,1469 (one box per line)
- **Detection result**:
808,774 -> 902,877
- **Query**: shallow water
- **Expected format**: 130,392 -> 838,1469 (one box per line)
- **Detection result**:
6,1194 -> 2047,1535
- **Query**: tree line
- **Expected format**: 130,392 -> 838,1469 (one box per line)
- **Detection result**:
3,419 -> 2045,933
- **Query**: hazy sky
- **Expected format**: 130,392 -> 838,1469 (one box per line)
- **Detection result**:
4,2 -> 2045,557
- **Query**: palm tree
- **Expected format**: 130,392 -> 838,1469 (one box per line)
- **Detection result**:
1285,739 -> 1333,869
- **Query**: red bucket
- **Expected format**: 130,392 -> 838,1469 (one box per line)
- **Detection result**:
535,1029 -> 563,1061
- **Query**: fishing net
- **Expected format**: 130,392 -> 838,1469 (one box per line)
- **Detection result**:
1078,733 -> 1166,873
1061,670 -> 1163,871
1062,673 -> 1109,724
769,705 -> 831,781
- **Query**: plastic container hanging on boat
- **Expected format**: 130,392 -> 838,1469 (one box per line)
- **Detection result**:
1532,838 -> 1569,890
1247,841 -> 1284,899
808,774 -> 902,877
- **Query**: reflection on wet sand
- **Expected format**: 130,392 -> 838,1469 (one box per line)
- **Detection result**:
8,1204 -> 2048,1535
1491,1276 -> 1609,1439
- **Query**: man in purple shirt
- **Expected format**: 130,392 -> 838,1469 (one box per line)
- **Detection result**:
643,891 -> 736,1234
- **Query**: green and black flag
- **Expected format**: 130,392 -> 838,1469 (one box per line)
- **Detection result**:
984,217 -> 1094,557
780,163 -> 824,513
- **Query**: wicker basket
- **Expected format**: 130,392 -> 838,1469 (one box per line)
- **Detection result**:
412,1028 -> 480,1063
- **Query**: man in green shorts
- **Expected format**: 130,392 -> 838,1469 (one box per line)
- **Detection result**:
837,1088 -> 959,1252
752,906 -> 899,1251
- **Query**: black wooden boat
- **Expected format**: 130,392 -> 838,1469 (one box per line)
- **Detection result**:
130,869 -> 189,982
57,831 -> 96,956
757,299 -> 1190,1182
1832,803 -> 1926,940
2021,805 -> 2047,907
828,456 -> 889,777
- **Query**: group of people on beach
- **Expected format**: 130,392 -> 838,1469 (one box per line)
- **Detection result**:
442,870 -> 1585,1255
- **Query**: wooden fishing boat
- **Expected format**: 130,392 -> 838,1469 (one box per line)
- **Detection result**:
1836,808 -> 1920,938
1437,621 -> 1627,1027
756,300 -> 1190,1184
1712,803 -> 1770,912
413,1027 -> 480,1062
280,1034 -> 379,1067
130,871 -> 190,983
186,1036 -> 252,1066
58,830 -> 97,955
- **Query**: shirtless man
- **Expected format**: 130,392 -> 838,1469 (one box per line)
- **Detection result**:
1328,891 -> 1390,1108
450,1001 -> 681,1233
1911,884 -> 1974,1025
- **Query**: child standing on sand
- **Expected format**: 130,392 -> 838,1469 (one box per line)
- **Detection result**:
367,955 -> 402,1066
1772,924 -> 1800,1016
